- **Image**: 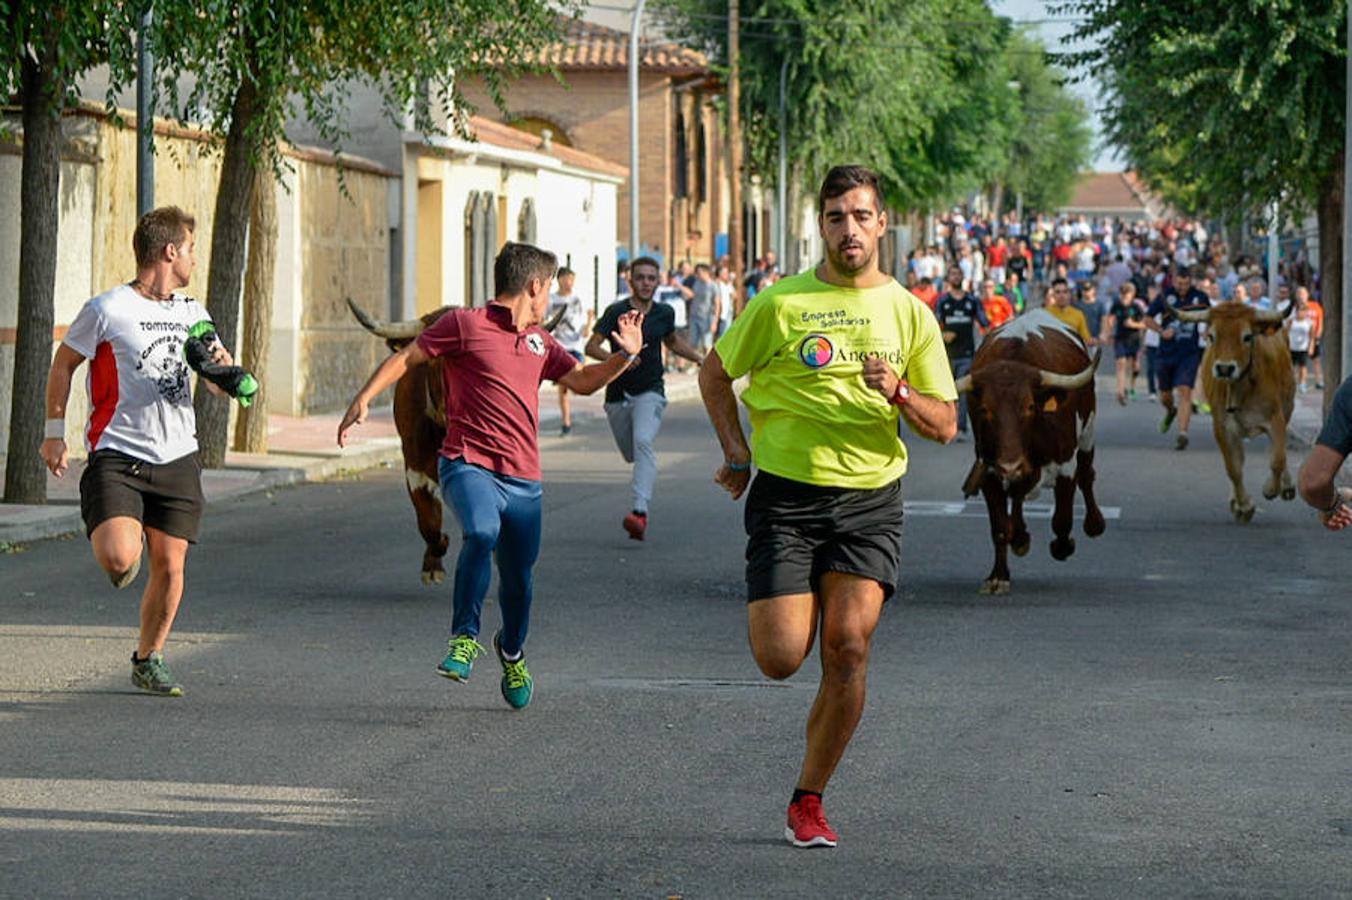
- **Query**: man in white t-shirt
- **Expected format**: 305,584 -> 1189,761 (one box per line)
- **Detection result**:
39,206 -> 235,697
547,266 -> 593,435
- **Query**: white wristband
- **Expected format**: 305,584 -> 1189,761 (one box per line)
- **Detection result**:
44,418 -> 66,441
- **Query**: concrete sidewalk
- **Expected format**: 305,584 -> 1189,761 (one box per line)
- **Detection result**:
0,370 -> 703,545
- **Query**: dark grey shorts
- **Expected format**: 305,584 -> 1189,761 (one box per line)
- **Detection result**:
743,470 -> 904,602
80,449 -> 205,542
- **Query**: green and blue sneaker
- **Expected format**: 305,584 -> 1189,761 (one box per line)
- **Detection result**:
131,651 -> 182,697
1159,408 -> 1177,433
437,634 -> 485,682
493,632 -> 533,710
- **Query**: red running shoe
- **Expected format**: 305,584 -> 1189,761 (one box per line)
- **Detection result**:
785,794 -> 838,848
623,511 -> 647,541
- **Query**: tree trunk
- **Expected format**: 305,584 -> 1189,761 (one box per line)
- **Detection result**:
1316,167 -> 1342,414
233,160 -> 277,453
194,77 -> 259,467
990,180 -> 1005,225
3,43 -> 62,504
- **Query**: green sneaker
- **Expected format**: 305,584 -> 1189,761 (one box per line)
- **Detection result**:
493,632 -> 533,710
131,651 -> 183,697
1196,401 -> 1212,415
1159,409 -> 1176,433
437,634 -> 484,682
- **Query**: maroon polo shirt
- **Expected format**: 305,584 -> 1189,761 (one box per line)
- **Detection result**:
415,304 -> 578,480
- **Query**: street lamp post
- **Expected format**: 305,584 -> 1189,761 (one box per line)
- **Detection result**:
628,0 -> 647,261
136,4 -> 154,217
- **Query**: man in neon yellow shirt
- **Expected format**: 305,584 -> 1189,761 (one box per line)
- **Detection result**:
699,165 -> 958,849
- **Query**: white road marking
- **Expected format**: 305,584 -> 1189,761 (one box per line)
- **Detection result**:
903,500 -> 1121,520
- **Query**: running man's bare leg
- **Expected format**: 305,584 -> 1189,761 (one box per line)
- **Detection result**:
91,516 -> 144,584
138,526 -> 188,658
797,572 -> 885,792
748,592 -> 818,680
558,384 -> 572,429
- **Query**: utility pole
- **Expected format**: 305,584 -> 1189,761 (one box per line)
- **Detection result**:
777,56 -> 788,264
728,0 -> 744,314
1342,0 -> 1352,400
136,4 -> 154,217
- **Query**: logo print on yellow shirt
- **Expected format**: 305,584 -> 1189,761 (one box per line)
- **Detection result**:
798,334 -> 834,368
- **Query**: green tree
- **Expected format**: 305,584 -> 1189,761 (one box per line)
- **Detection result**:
655,0 -> 1012,210
1060,0 -> 1347,398
1,2 -> 140,503
1000,30 -> 1093,214
154,0 -> 574,466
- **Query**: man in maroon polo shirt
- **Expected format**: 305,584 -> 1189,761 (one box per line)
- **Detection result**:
338,243 -> 643,709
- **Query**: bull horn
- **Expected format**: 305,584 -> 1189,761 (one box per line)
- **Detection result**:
1173,308 -> 1209,323
1252,306 -> 1286,324
1039,347 -> 1101,390
541,304 -> 567,334
954,374 -> 973,393
346,297 -> 426,339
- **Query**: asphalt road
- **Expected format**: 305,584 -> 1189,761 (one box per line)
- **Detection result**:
2,390 -> 1351,898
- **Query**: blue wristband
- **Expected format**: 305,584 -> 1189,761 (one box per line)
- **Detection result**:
727,460 -> 751,472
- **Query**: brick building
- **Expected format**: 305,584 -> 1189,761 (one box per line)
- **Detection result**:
461,18 -> 730,268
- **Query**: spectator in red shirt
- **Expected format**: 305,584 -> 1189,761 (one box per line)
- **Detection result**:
986,235 -> 1010,284
906,269 -> 939,311
980,278 -> 1014,328
338,243 -> 644,709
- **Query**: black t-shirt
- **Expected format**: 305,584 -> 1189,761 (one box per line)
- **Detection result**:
1316,376 -> 1352,456
1109,299 -> 1145,343
594,299 -> 677,403
1007,254 -> 1028,279
936,292 -> 989,360
1147,287 -> 1209,358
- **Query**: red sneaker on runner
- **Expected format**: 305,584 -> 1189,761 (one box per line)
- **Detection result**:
785,794 -> 838,848
623,511 -> 647,541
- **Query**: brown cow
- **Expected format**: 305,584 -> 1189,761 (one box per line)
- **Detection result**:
1175,302 -> 1295,522
956,309 -> 1105,594
346,298 -> 565,584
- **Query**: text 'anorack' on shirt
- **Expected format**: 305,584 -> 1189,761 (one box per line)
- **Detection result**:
715,270 -> 957,489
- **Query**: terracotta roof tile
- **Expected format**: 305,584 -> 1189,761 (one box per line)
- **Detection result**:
1065,172 -> 1147,211
528,17 -> 708,74
467,115 -> 628,178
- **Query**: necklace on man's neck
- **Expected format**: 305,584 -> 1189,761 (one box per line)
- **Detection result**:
130,279 -> 173,302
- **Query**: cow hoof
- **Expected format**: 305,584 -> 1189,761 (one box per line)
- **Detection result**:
1050,537 -> 1075,561
1011,535 -> 1031,557
980,578 -> 1010,595
1231,504 -> 1255,523
1281,486 -> 1296,501
1083,511 -> 1106,538
1262,485 -> 1279,501
421,569 -> 445,585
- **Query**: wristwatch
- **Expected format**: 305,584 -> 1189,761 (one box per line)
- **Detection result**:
892,380 -> 911,407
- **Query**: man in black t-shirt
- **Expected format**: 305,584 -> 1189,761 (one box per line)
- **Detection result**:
587,256 -> 706,540
1298,375 -> 1352,530
935,266 -> 990,439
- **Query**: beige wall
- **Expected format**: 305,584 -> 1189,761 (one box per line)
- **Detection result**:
294,161 -> 391,414
0,105 -> 395,468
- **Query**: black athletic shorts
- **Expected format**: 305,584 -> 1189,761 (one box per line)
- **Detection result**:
744,469 -> 904,602
80,449 -> 205,542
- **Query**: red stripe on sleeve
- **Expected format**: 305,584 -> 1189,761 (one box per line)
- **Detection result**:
86,341 -> 118,450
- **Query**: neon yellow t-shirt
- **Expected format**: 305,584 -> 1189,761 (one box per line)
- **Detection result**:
715,269 -> 957,489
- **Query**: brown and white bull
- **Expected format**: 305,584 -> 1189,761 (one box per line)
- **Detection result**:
1174,302 -> 1296,522
956,309 -> 1106,594
346,298 -> 565,584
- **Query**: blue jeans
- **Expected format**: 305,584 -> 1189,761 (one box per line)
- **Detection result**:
952,357 -> 973,433
439,457 -> 543,656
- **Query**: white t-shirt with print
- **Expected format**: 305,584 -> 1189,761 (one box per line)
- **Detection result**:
62,283 -> 211,464
548,292 -> 589,354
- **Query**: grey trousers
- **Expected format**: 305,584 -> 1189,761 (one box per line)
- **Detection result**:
604,390 -> 668,513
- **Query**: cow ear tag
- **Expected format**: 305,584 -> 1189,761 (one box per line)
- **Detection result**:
1042,397 -> 1059,413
